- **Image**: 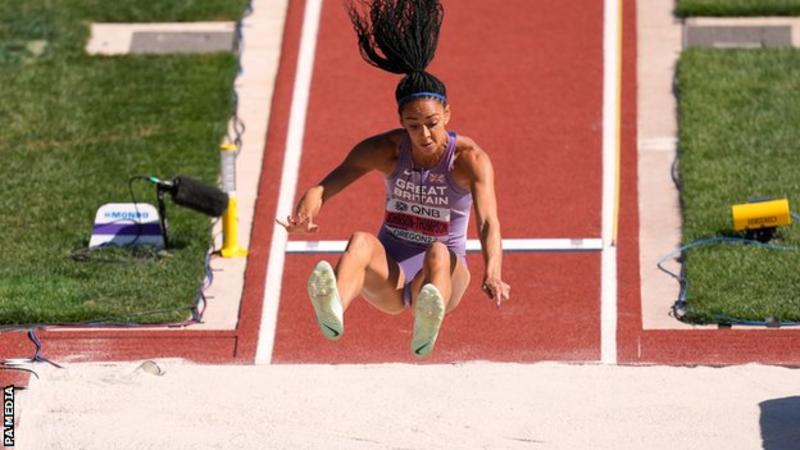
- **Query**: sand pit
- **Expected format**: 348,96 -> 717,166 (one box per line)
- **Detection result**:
12,361 -> 800,449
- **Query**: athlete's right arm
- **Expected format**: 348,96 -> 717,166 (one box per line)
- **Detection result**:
276,132 -> 397,233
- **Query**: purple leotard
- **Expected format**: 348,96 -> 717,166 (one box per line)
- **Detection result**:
377,131 -> 473,306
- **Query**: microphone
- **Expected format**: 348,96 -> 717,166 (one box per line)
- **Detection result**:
147,175 -> 229,217
171,175 -> 229,217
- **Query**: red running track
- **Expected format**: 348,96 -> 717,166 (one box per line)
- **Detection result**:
269,0 -> 604,363
4,0 -> 799,374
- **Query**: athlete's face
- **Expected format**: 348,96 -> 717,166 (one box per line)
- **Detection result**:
399,99 -> 451,154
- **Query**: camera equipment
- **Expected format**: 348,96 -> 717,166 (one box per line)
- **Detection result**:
147,175 -> 229,248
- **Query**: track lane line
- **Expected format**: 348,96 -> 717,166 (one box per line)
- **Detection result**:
255,0 -> 323,364
602,0 -> 623,364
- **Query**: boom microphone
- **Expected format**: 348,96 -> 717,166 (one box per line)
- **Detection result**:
170,175 -> 229,217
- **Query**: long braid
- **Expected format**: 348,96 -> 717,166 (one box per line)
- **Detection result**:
348,0 -> 447,109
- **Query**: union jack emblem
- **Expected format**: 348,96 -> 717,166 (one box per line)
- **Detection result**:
428,173 -> 445,184
394,201 -> 408,211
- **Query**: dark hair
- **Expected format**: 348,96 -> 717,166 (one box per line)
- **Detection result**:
347,0 -> 447,110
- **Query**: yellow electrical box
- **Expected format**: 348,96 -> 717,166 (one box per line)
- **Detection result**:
731,198 -> 791,231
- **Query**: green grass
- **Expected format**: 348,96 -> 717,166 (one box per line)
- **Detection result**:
0,1 -> 248,325
677,0 -> 800,16
677,49 -> 800,323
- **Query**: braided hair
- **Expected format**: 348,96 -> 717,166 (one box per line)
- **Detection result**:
347,0 -> 447,111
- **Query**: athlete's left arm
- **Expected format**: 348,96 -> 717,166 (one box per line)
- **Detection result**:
463,144 -> 511,307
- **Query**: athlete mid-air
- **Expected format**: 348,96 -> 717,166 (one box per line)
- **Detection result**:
277,0 -> 510,358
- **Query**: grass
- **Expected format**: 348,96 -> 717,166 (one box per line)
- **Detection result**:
677,0 -> 800,16
677,48 -> 800,323
0,1 -> 248,325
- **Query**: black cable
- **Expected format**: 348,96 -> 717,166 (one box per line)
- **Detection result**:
2,244 -> 216,333
0,295 -> 206,369
128,175 -> 148,247
69,176 -> 158,262
0,303 -> 200,331
666,125 -> 800,326
227,0 -> 253,154
28,328 -> 63,369
660,235 -> 800,327
670,152 -> 682,193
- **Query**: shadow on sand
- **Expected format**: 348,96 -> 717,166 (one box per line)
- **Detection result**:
760,396 -> 800,450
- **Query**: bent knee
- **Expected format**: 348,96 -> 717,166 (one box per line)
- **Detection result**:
346,231 -> 376,254
424,241 -> 450,267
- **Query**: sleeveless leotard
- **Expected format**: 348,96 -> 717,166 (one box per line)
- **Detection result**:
377,131 -> 472,305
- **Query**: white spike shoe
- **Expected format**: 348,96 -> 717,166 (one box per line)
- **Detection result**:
411,283 -> 446,358
307,261 -> 344,340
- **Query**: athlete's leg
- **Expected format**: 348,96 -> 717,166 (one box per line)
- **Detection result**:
409,242 -> 471,313
309,231 -> 406,340
333,231 -> 406,314
408,242 -> 471,357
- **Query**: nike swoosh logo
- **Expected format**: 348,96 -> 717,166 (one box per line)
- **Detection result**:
414,343 -> 429,355
322,323 -> 340,337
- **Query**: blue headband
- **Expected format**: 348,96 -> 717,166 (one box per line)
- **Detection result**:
398,91 -> 447,106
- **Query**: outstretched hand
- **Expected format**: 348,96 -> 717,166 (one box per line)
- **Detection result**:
275,214 -> 318,234
481,276 -> 511,308
275,187 -> 322,234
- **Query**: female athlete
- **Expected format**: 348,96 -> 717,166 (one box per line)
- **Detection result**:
277,0 -> 510,358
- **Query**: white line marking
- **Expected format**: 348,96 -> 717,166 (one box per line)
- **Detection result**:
255,0 -> 323,365
601,0 -> 621,364
285,238 -> 603,253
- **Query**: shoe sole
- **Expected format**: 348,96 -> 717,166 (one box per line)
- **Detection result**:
307,261 -> 344,341
411,284 -> 445,358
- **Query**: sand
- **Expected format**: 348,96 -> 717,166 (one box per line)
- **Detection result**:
12,360 -> 800,449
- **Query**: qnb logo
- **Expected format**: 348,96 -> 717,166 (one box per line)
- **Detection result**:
394,201 -> 409,212
411,204 -> 441,219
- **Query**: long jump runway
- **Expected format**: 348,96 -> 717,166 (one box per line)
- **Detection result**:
252,0 -> 606,363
